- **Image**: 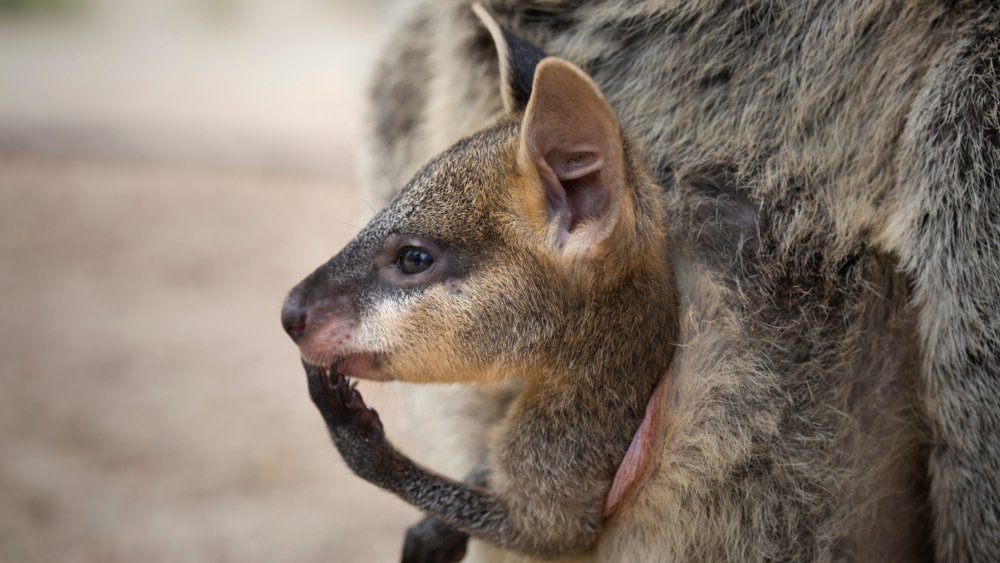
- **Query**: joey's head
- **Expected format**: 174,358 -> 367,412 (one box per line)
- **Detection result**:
282,7 -> 671,383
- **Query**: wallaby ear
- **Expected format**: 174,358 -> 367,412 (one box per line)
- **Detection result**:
472,3 -> 546,113
517,57 -> 630,255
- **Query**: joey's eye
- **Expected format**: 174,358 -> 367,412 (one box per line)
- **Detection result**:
395,247 -> 434,275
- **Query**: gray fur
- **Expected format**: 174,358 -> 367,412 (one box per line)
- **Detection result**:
361,1 -> 1000,561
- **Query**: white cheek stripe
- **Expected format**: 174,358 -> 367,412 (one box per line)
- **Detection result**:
358,293 -> 416,351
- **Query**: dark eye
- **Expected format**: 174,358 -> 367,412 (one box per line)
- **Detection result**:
395,247 -> 434,274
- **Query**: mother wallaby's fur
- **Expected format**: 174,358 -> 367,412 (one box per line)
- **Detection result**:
361,1 -> 1000,561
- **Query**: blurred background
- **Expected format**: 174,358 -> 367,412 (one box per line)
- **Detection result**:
0,0 -> 426,561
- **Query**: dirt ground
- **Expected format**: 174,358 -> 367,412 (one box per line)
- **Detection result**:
0,155 -> 425,562
0,2 -> 447,560
0,2 -> 445,561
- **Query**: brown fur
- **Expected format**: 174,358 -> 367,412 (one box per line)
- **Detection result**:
358,1 -> 1000,561
285,55 -> 679,558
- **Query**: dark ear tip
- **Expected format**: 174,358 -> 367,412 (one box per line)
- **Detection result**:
472,2 -> 547,113
502,29 -> 547,111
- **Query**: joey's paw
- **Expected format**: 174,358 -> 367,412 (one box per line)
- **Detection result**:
304,358 -> 383,433
401,517 -> 469,563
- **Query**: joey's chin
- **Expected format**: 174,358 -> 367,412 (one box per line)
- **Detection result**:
300,353 -> 393,382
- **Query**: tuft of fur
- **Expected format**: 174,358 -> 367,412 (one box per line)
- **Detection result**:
363,1 -> 1000,561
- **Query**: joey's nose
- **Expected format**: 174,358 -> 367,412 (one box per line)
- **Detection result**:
281,303 -> 308,342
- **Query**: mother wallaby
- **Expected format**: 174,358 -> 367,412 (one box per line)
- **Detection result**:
352,1 -> 998,561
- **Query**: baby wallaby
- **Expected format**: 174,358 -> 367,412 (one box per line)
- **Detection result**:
281,8 -> 677,560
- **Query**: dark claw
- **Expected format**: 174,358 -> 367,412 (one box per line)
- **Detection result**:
304,355 -> 383,432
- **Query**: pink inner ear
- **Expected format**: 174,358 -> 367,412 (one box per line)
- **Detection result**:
549,149 -> 603,180
541,149 -> 610,234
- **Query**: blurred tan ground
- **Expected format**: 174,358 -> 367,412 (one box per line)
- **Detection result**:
0,1 -> 427,562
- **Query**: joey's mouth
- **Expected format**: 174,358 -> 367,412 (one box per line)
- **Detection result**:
301,352 -> 392,382
295,311 -> 392,382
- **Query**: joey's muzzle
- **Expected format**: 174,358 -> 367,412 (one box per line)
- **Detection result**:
281,286 -> 353,346
281,298 -> 308,342
282,285 -> 386,379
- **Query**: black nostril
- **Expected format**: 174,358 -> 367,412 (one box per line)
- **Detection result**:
281,305 -> 308,342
